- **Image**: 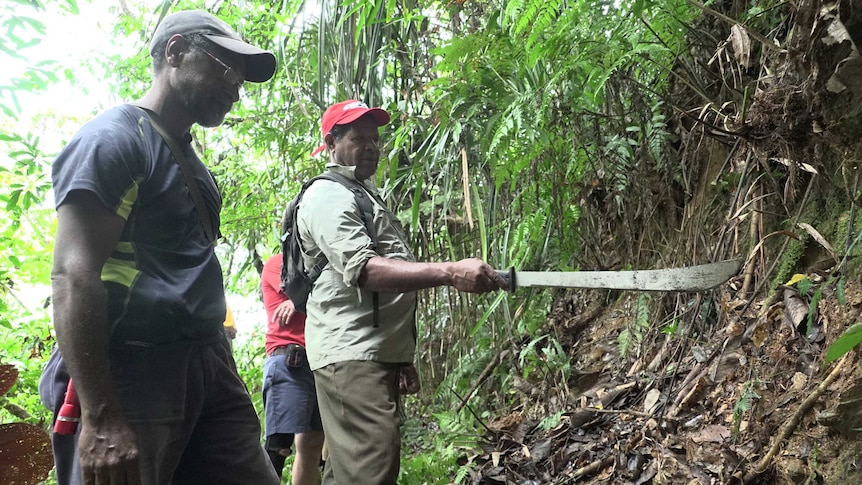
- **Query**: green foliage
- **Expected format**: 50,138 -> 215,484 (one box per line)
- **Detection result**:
731,380 -> 760,442
0,0 -> 735,481
399,441 -> 464,485
661,317 -> 679,335
0,3 -> 69,437
0,0 -> 63,118
538,409 -> 564,431
0,131 -> 52,219
514,292 -> 552,336
805,286 -> 823,337
0,303 -> 53,427
518,334 -> 549,370
619,293 -> 651,358
825,322 -> 862,365
807,441 -> 822,483
518,335 -> 571,386
771,234 -> 805,294
837,276 -> 846,306
232,326 -> 267,413
400,413 -> 482,484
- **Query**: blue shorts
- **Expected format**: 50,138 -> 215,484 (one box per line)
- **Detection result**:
262,351 -> 323,440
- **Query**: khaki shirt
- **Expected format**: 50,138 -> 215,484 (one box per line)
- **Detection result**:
297,164 -> 417,370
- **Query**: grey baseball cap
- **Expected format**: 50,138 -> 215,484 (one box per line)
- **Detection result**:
149,10 -> 276,83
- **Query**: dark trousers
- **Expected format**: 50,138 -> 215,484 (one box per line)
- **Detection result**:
39,339 -> 279,485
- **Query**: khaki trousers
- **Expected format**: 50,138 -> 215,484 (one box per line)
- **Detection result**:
314,360 -> 401,485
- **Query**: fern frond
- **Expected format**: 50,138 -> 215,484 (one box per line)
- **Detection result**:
525,0 -> 562,54
515,0 -> 541,37
504,0 -> 527,28
635,293 -> 651,341
618,328 -> 633,358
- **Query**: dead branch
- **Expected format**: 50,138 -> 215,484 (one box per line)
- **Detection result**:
456,348 -> 511,413
1,398 -> 36,423
668,341 -> 724,418
571,455 -> 615,479
590,407 -> 680,420
741,355 -> 850,483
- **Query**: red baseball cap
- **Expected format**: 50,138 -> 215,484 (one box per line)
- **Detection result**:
311,100 -> 390,156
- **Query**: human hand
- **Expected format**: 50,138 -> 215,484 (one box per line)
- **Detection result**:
449,258 -> 508,293
78,418 -> 140,485
272,299 -> 295,327
225,327 -> 237,340
398,364 -> 420,395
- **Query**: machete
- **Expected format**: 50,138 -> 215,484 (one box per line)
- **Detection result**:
496,259 -> 742,292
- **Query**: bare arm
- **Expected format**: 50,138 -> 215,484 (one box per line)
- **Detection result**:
359,256 -> 507,294
52,190 -> 140,484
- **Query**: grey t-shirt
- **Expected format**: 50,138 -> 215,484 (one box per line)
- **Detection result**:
52,104 -> 226,346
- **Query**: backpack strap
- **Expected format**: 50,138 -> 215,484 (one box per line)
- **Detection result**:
135,106 -> 219,243
301,172 -> 382,326
313,172 -> 379,249
345,188 -> 379,327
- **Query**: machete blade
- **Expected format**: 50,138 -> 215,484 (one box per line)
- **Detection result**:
497,259 -> 742,292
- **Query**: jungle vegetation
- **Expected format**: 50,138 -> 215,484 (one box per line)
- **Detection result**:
5,0 -> 862,483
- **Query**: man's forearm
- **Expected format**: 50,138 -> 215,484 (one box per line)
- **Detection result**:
52,272 -> 126,423
359,257 -> 452,293
360,256 -> 507,294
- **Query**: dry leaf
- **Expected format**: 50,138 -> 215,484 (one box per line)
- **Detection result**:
785,273 -> 808,286
725,319 -> 745,337
791,372 -> 808,392
773,157 -> 819,174
831,56 -> 862,97
822,13 -> 853,46
783,288 -> 810,332
797,222 -> 838,262
644,388 -> 662,414
751,321 -> 769,347
729,24 -> 751,69
0,365 -> 18,398
530,439 -> 552,462
689,424 -> 730,444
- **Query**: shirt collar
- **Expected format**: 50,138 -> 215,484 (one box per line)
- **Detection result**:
324,163 -> 379,194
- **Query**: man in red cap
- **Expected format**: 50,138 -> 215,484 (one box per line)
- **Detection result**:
293,99 -> 507,484
39,9 -> 279,485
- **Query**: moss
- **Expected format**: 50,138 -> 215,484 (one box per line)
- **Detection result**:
834,211 -> 862,262
771,235 -> 806,292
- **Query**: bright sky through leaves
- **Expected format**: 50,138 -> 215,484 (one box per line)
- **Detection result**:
4,1 -> 136,125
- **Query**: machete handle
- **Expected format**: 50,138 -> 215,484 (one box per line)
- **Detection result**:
496,267 -> 516,292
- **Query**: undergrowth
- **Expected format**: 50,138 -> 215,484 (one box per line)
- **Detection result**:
399,413 -> 483,484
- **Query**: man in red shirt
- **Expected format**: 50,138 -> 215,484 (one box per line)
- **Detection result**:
260,253 -> 325,485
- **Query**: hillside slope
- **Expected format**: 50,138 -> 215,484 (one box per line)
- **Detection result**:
466,1 -> 862,483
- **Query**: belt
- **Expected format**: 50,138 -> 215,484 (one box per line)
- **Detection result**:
270,346 -> 289,357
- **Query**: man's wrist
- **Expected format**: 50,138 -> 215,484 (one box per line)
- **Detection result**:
438,261 -> 456,287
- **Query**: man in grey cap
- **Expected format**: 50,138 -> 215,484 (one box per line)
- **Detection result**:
38,9 -> 279,485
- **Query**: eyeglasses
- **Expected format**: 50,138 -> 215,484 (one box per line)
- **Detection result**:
201,49 -> 244,87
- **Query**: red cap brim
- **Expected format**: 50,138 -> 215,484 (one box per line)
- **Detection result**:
311,143 -> 327,157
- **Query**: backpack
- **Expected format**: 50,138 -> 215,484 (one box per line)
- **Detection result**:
280,172 -> 378,313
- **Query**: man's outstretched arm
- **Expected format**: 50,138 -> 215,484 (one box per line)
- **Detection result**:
359,256 -> 507,294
